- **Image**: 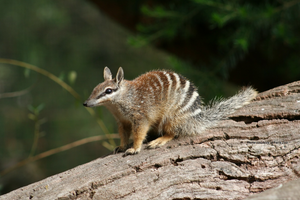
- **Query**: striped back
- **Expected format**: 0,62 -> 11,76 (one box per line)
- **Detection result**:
131,70 -> 203,118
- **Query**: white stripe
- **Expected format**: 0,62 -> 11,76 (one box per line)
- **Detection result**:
164,72 -> 172,98
183,80 -> 190,93
153,73 -> 164,91
180,91 -> 199,112
178,80 -> 190,106
173,73 -> 181,91
191,108 -> 202,116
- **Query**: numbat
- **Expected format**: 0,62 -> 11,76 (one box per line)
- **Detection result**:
83,67 -> 257,156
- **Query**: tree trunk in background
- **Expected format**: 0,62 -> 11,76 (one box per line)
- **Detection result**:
1,81 -> 300,200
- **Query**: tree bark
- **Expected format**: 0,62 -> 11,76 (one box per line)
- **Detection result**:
1,81 -> 300,200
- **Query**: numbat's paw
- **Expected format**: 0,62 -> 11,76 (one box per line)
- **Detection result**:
113,146 -> 126,154
123,147 -> 140,156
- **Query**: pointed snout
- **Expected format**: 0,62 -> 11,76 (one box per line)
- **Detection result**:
83,100 -> 98,107
83,101 -> 89,107
83,99 -> 102,107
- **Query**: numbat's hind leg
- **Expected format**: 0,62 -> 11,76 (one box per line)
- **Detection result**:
148,132 -> 175,148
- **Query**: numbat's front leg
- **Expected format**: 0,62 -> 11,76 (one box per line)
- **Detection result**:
114,122 -> 131,154
123,122 -> 149,156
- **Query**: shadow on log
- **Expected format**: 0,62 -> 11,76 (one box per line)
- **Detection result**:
1,81 -> 300,200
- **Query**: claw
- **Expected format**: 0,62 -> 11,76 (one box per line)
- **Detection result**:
114,146 -> 126,154
123,148 -> 140,157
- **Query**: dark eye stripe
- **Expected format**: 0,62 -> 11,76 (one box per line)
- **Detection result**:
96,93 -> 106,99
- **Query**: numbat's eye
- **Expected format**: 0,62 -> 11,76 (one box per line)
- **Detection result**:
105,88 -> 113,94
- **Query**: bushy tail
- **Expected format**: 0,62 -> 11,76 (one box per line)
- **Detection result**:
202,87 -> 257,123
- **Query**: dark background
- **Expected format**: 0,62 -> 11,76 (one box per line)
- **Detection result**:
1,0 -> 299,194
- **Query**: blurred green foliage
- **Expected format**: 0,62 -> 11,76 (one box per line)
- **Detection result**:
129,0 -> 300,79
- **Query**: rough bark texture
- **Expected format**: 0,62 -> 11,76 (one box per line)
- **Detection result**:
1,81 -> 300,200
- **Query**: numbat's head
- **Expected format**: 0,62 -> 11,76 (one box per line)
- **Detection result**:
83,67 -> 124,107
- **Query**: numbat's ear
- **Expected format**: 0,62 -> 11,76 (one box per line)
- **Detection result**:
116,67 -> 124,85
103,67 -> 112,80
